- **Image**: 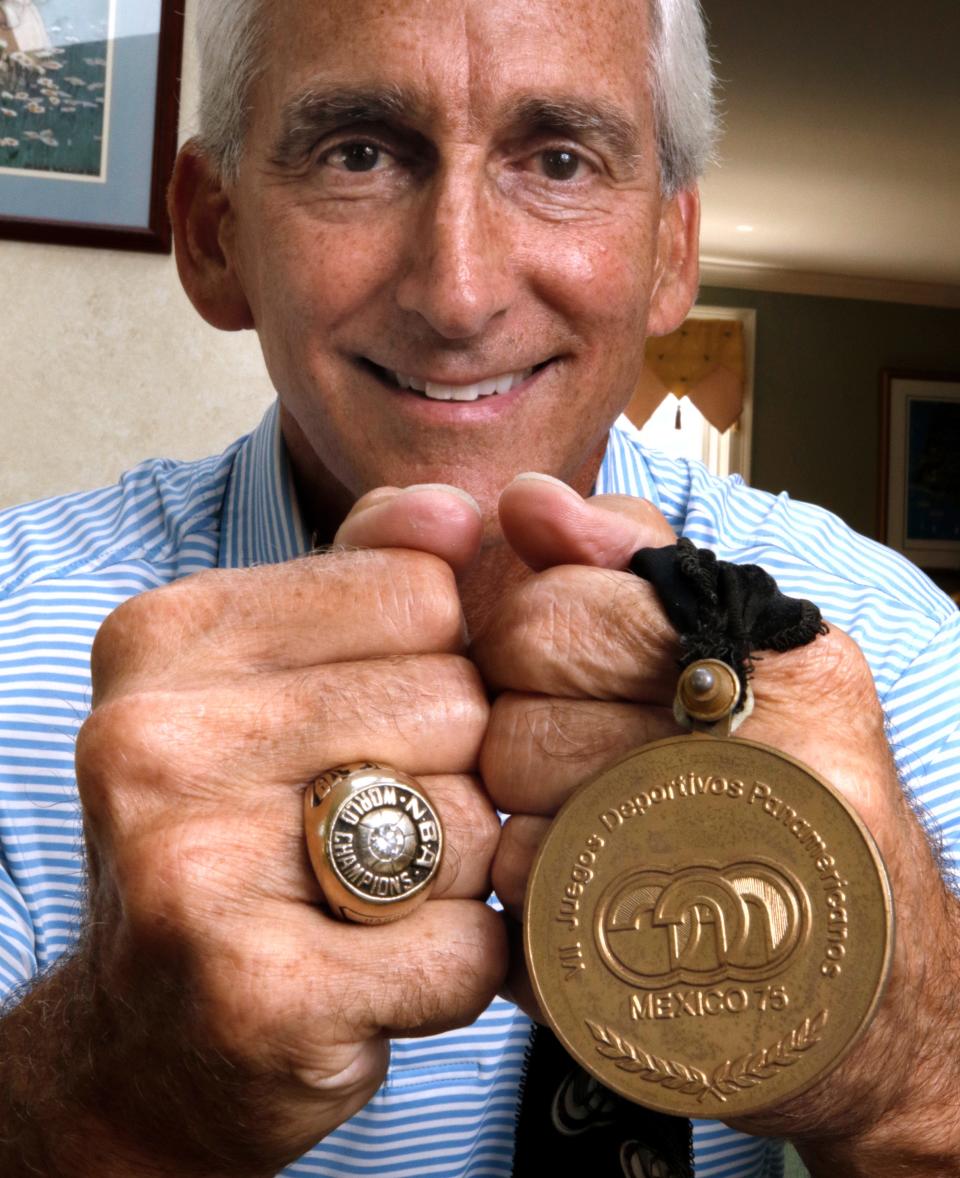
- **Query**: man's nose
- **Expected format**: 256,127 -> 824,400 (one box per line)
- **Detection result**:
395,165 -> 514,340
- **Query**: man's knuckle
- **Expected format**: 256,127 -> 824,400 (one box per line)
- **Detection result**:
440,653 -> 490,712
795,626 -> 872,694
756,628 -> 882,738
311,548 -> 464,652
91,581 -> 209,690
491,819 -> 530,904
374,549 -> 463,647
490,567 -> 655,693
300,654 -> 487,750
510,575 -> 579,662
76,696 -> 148,812
89,595 -> 144,685
117,823 -> 240,939
196,928 -> 322,1057
481,695 -> 552,803
78,690 -> 197,803
446,783 -> 500,865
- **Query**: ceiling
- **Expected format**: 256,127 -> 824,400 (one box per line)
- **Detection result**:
697,0 -> 960,307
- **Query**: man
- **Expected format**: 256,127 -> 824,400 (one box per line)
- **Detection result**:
1,0 -> 958,1175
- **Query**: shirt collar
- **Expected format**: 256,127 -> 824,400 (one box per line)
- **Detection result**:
218,400 -> 312,570
218,404 -> 659,570
595,414 -> 664,509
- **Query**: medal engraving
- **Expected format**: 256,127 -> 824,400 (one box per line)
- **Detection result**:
595,858 -> 809,987
525,736 -> 893,1117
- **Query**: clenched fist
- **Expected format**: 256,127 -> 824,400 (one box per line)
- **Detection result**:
474,475 -> 960,1178
64,487 -> 506,1175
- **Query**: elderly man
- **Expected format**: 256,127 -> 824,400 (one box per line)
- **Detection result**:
1,0 -> 958,1175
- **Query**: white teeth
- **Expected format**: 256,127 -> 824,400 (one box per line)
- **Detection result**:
390,367 -> 534,401
426,381 -> 477,401
424,382 -> 457,400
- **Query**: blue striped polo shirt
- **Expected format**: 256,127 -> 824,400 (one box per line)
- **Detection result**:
2,402 -> 958,1177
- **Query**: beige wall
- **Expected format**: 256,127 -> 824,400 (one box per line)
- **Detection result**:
0,0 -> 275,511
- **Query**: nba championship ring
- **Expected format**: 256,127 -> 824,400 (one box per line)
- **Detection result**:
524,660 -> 894,1117
305,762 -> 443,924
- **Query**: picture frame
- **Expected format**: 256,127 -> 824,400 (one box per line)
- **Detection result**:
879,370 -> 960,569
0,0 -> 184,252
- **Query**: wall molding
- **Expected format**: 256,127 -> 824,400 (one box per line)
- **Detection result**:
699,259 -> 960,310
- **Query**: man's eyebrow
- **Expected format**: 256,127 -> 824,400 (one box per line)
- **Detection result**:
269,84 -> 428,166
267,86 -> 645,170
504,96 -> 644,166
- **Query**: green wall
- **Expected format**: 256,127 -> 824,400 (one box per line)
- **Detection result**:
698,286 -> 960,543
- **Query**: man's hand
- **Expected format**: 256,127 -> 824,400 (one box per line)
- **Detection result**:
3,487 -> 506,1177
474,474 -> 960,1177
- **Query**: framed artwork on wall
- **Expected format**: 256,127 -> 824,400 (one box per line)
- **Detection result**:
0,0 -> 184,252
880,370 -> 960,570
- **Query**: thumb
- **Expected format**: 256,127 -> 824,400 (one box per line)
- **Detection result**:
333,484 -> 484,576
498,472 -> 677,572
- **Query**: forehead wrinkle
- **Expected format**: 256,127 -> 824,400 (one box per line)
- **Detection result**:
462,2 -> 486,142
269,82 -> 432,164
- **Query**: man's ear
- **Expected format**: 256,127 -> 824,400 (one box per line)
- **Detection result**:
168,140 -> 254,332
646,186 -> 701,338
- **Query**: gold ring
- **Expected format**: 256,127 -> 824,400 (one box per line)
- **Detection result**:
304,762 -> 443,924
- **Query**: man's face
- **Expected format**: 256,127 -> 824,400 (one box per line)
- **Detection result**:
223,0 -> 697,528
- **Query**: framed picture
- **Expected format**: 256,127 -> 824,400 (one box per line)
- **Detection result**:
0,0 -> 184,252
880,370 -> 960,569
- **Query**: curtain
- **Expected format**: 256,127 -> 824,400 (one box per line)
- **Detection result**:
627,318 -> 746,433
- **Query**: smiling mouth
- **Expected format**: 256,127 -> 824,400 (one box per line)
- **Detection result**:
362,358 -> 553,402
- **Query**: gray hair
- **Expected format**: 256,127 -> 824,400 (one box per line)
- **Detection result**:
647,0 -> 718,194
196,0 -> 717,195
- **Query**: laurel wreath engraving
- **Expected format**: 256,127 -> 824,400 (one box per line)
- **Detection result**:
586,1009 -> 829,1104
708,1009 -> 830,1101
585,1021 -> 711,1098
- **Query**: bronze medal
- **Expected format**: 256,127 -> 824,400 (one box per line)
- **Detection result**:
524,662 -> 894,1118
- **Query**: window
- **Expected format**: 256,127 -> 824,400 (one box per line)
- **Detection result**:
627,306 -> 755,480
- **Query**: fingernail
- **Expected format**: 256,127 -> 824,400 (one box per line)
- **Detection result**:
344,487 -> 402,519
399,483 -> 482,515
511,471 -> 582,498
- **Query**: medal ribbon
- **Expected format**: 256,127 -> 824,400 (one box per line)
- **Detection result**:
630,538 -> 827,706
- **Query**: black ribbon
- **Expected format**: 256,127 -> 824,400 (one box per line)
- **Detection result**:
630,538 -> 827,707
512,541 -> 827,1177
513,1023 -> 694,1178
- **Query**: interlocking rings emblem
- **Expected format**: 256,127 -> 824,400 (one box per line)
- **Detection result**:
595,860 -> 809,987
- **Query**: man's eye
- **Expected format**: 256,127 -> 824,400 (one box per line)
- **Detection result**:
538,148 -> 585,181
324,142 -> 386,173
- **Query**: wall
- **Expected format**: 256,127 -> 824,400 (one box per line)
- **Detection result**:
699,285 -> 960,545
0,0 -> 274,512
